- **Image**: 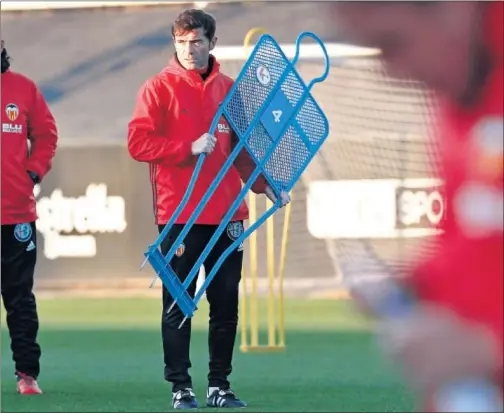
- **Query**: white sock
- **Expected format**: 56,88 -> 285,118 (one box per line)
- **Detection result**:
173,388 -> 193,397
207,386 -> 219,397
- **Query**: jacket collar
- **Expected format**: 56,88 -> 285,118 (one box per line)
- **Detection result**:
164,54 -> 221,83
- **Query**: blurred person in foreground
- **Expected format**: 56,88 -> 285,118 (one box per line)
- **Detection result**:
1,39 -> 58,394
332,2 -> 503,411
128,9 -> 289,410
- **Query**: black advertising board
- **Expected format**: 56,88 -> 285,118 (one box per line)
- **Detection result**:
33,144 -> 159,283
33,143 -> 335,289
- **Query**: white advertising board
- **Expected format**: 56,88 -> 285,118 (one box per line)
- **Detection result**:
307,178 -> 445,239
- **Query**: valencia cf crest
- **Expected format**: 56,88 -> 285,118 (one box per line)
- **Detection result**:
6,103 -> 19,121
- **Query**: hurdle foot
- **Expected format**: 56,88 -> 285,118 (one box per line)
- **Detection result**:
178,316 -> 188,330
239,345 -> 286,353
149,276 -> 158,288
139,256 -> 149,271
166,301 -> 178,314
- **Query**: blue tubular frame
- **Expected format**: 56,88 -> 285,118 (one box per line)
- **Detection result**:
144,31 -> 331,322
184,34 -> 331,314
291,32 -> 330,86
166,166 -> 265,315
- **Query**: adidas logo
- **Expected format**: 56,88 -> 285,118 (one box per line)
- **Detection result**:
26,241 -> 36,252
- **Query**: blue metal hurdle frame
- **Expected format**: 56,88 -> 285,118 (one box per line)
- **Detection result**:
142,31 -> 331,327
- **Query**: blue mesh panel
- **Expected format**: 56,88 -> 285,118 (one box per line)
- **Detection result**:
246,123 -> 275,164
225,37 -> 289,136
296,96 -> 327,147
223,35 -> 328,192
281,71 -> 304,107
264,125 -> 311,190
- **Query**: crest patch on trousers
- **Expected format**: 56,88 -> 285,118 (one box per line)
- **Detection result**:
227,221 -> 243,241
14,223 -> 32,242
175,243 -> 185,257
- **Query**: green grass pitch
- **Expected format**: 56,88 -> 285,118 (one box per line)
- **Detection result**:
1,297 -> 414,412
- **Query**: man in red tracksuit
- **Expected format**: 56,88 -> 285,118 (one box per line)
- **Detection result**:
332,2 -> 503,411
128,9 -> 289,410
1,40 -> 58,395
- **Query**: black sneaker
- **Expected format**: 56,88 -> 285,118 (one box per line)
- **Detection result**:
206,388 -> 247,408
172,388 -> 199,410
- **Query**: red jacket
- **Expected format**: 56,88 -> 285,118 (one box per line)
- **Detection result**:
1,69 -> 58,225
410,1 -> 503,388
128,56 -> 268,225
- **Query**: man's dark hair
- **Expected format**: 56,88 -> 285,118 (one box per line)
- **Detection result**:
1,47 -> 11,73
171,9 -> 216,41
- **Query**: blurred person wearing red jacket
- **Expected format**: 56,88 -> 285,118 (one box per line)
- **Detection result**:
128,9 -> 289,410
1,40 -> 58,395
332,2 -> 503,411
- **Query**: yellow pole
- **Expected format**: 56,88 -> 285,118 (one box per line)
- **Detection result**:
242,27 -> 269,351
243,27 -> 268,51
277,192 -> 292,347
266,198 -> 276,347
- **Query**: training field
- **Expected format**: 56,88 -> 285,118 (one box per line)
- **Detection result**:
1,297 -> 413,412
